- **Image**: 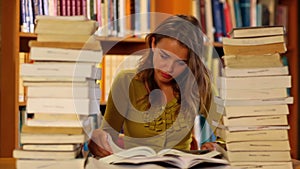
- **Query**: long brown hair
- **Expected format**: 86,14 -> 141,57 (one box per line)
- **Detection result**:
136,15 -> 212,117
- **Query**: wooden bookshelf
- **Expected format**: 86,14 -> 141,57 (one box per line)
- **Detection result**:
0,0 -> 298,159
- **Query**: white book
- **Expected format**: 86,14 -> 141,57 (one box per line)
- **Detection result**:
216,104 -> 289,118
25,114 -> 93,128
27,98 -> 100,115
224,151 -> 291,162
13,148 -> 81,160
212,120 -> 290,132
27,86 -> 101,99
219,88 -> 288,100
21,62 -> 101,80
16,158 -> 85,169
20,133 -> 86,144
23,144 -> 81,151
226,140 -> 291,151
214,96 -> 294,106
230,161 -> 293,169
217,75 -> 291,89
222,35 -> 285,46
22,76 -> 94,82
24,80 -> 98,87
215,128 -> 289,142
222,66 -> 289,77
30,46 -> 103,63
222,114 -> 288,127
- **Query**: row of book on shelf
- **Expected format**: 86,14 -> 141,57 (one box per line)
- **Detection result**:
207,25 -> 294,169
21,0 -> 288,42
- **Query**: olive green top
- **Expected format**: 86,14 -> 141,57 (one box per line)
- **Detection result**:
101,69 -> 194,152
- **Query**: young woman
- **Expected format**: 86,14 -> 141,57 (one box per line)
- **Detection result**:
88,14 -> 215,157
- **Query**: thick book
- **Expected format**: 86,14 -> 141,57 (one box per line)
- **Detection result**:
29,40 -> 102,51
224,151 -> 291,162
20,133 -> 86,144
21,125 -> 86,135
30,46 -> 103,63
26,114 -> 93,128
226,140 -> 290,151
222,66 -> 289,77
100,147 -> 229,169
27,98 -> 99,115
223,42 -> 287,55
223,35 -> 285,46
217,75 -> 291,89
221,114 -> 288,127
22,144 -> 81,151
215,128 -> 289,142
21,62 -> 101,80
23,80 -> 98,88
16,158 -> 85,169
219,88 -> 288,100
13,148 -> 81,160
229,26 -> 285,38
222,53 -> 283,68
35,19 -> 98,35
216,104 -> 289,118
37,34 -> 92,43
27,85 -> 101,99
214,96 -> 294,106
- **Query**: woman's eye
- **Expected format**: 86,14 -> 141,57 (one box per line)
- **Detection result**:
177,61 -> 186,66
160,53 -> 169,59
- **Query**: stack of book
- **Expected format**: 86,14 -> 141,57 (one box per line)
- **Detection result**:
212,26 -> 294,169
13,16 -> 102,169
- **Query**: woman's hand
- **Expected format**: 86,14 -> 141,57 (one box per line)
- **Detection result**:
88,129 -> 113,158
200,142 -> 216,151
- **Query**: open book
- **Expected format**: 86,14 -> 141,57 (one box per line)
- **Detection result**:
95,134 -> 229,169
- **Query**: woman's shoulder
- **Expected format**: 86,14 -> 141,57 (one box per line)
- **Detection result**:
115,69 -> 137,80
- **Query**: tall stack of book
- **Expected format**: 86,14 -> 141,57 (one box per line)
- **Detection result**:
212,26 -> 294,169
13,16 -> 102,169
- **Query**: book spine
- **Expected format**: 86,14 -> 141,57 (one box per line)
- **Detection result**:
212,0 -> 223,42
223,0 -> 233,37
199,0 -> 206,34
240,0 -> 251,27
43,0 -> 49,15
233,0 -> 242,27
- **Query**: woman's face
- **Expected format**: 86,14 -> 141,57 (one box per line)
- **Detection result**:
151,37 -> 189,85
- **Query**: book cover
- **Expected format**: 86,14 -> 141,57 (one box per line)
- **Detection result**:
225,151 -> 291,162
229,25 -> 285,38
230,161 -> 293,169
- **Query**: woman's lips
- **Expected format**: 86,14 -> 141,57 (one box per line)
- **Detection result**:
160,71 -> 172,79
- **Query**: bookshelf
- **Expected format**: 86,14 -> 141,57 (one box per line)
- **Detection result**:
0,0 -> 298,159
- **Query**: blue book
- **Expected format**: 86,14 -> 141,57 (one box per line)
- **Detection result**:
234,0 -> 243,27
212,0 -> 224,42
239,0 -> 251,27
